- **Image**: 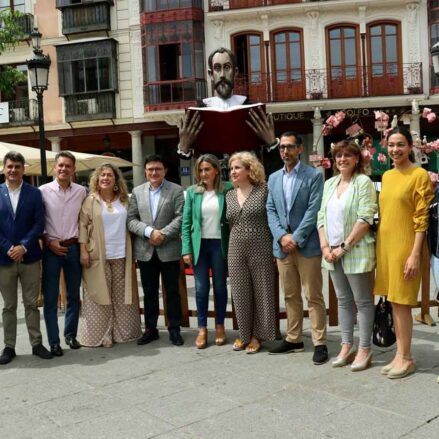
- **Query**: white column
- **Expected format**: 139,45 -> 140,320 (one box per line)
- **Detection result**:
410,99 -> 421,136
129,130 -> 143,188
312,106 -> 323,156
48,136 -> 61,152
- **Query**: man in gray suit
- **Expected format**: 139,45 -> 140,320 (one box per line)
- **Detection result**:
128,154 -> 185,346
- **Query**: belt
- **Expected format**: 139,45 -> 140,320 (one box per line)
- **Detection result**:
59,238 -> 79,247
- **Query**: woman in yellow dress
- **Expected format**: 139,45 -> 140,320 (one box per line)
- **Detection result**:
374,127 -> 434,379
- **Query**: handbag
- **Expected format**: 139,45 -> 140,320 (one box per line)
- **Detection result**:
372,297 -> 396,347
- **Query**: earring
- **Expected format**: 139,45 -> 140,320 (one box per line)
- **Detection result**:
113,185 -> 119,192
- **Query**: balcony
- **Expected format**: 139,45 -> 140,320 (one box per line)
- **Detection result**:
64,92 -> 115,122
144,79 -> 207,111
56,1 -> 112,35
141,0 -> 203,12
208,0 -> 300,11
0,99 -> 38,127
233,63 -> 423,103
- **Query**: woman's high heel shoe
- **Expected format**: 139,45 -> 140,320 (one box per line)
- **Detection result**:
351,351 -> 373,372
215,324 -> 227,346
195,328 -> 207,349
331,345 -> 357,368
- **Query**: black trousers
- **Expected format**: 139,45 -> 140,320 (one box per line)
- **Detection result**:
137,251 -> 181,331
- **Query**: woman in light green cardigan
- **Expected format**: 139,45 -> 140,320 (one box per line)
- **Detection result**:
318,140 -> 377,371
182,154 -> 233,349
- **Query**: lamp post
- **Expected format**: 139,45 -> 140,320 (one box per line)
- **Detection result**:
26,28 -> 51,183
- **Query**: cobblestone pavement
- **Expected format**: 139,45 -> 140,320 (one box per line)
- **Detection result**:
0,272 -> 439,439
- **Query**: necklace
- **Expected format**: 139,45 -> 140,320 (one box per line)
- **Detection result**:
101,194 -> 116,213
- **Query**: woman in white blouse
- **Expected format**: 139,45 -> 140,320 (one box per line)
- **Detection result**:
79,164 -> 141,347
182,155 -> 233,349
318,140 -> 377,371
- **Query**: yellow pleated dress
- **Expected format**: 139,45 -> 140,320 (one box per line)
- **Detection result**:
374,166 -> 434,306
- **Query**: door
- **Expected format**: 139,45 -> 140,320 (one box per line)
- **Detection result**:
271,29 -> 305,101
367,22 -> 402,96
327,26 -> 361,98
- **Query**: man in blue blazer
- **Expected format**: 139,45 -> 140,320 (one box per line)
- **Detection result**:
0,152 -> 52,364
266,132 -> 328,365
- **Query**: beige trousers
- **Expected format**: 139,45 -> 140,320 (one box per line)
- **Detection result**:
277,251 -> 327,346
0,261 -> 42,348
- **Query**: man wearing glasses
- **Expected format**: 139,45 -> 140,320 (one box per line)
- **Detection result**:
266,132 -> 328,365
127,154 -> 185,346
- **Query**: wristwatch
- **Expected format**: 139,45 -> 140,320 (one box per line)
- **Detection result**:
340,241 -> 351,253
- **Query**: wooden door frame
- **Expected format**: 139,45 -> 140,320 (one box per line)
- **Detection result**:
325,23 -> 361,96
269,27 -> 305,97
231,31 -> 266,80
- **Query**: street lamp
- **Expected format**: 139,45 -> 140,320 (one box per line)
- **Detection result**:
431,42 -> 439,76
27,27 -> 51,183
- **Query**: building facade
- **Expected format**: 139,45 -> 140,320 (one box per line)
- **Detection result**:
0,0 -> 439,186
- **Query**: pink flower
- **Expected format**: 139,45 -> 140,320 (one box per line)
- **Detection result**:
428,171 -> 439,184
321,125 -> 333,136
384,127 -> 393,139
379,138 -> 387,148
377,153 -> 387,164
427,139 -> 439,151
326,115 -> 339,127
334,111 -> 346,123
427,113 -> 437,123
374,110 -> 389,122
362,149 -> 372,163
423,107 -> 432,117
321,158 -> 332,169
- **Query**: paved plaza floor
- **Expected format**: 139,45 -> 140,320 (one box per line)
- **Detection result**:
1,273 -> 439,439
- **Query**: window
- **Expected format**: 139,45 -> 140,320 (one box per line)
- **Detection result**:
0,63 -> 27,102
367,21 -> 402,95
326,25 -> 361,98
430,1 -> 439,90
271,29 -> 305,101
0,0 -> 25,12
57,40 -> 118,96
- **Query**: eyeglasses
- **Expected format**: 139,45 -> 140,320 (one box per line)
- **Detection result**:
279,144 -> 300,151
146,167 -> 164,173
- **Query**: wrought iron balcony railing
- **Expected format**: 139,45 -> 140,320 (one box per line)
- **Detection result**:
232,63 -> 423,103
208,0 -> 300,12
144,78 -> 207,110
0,99 -> 38,127
64,92 -> 116,122
57,1 -> 112,35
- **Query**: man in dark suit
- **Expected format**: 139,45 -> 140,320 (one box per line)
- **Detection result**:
127,154 -> 185,346
0,151 -> 52,364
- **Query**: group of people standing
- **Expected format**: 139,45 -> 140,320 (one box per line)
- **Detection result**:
0,126 -> 434,381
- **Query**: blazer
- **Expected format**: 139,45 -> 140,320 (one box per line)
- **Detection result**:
317,173 -> 377,274
267,163 -> 323,259
0,182 -> 44,266
181,181 -> 233,265
127,179 -> 184,262
79,194 -> 137,305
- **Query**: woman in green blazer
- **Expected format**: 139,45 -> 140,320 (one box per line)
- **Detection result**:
318,140 -> 377,372
182,154 -> 233,349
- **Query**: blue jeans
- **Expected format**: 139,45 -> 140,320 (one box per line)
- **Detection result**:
42,244 -> 81,346
193,239 -> 228,328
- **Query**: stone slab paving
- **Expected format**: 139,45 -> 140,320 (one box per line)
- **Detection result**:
0,274 -> 439,439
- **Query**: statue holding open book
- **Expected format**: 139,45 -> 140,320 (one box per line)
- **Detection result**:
177,47 -> 279,159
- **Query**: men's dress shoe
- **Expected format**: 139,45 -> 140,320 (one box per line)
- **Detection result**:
331,345 -> 357,368
268,340 -> 305,355
50,344 -> 64,357
32,344 -> 53,360
169,330 -> 184,346
351,351 -> 373,372
313,345 -> 329,365
0,347 -> 16,365
65,336 -> 81,350
137,329 -> 159,345
387,362 -> 416,379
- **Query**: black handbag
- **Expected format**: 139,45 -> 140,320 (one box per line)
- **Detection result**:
372,297 -> 396,347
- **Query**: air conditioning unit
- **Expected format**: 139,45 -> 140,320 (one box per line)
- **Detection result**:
77,98 -> 97,114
